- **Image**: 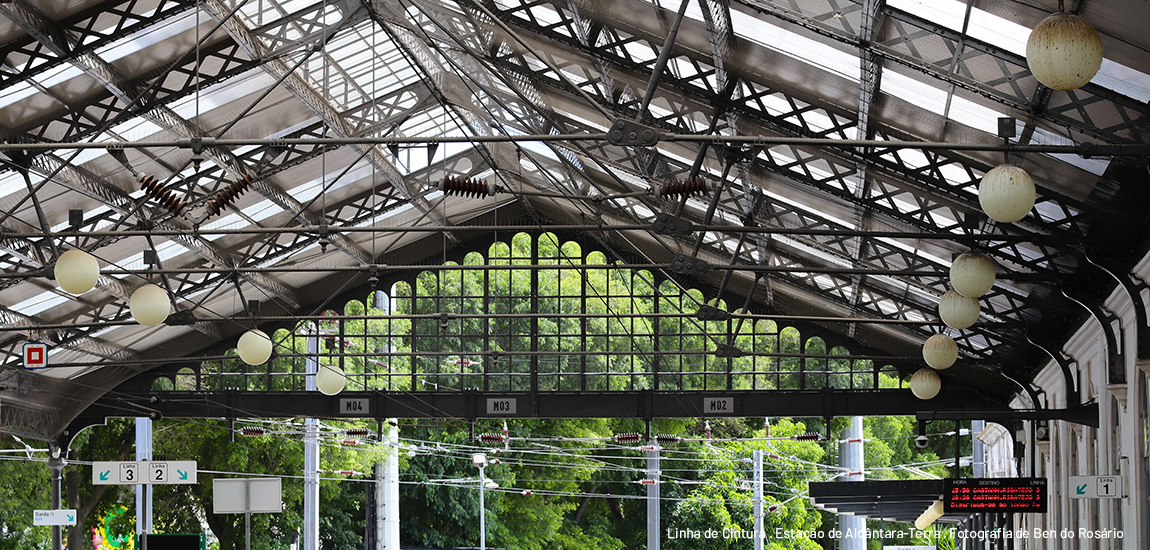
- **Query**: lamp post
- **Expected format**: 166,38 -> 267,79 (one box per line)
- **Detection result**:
472,453 -> 488,550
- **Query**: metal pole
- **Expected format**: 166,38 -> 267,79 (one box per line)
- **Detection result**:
303,329 -> 320,550
753,449 -> 764,550
972,420 -> 986,478
380,422 -> 400,550
49,448 -> 63,550
479,464 -> 486,550
135,417 -> 153,548
245,512 -> 251,550
0,133 -> 1143,156
647,441 -> 660,550
840,417 -> 866,550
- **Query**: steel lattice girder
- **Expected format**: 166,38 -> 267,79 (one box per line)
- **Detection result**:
0,0 -> 198,93
0,123 -> 496,362
480,0 -> 1090,268
734,0 -> 1149,145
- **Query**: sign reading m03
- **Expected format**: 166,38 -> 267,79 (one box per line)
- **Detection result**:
486,398 -> 517,415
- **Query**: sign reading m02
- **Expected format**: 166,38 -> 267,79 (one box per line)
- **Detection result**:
703,397 -> 734,415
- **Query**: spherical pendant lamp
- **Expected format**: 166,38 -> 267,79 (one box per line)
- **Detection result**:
938,289 -> 980,330
130,284 -> 170,326
950,253 -> 996,298
910,368 -> 941,400
978,164 -> 1035,224
55,249 -> 100,294
237,329 -> 273,365
1026,12 -> 1103,91
316,364 -> 346,396
922,334 -> 958,370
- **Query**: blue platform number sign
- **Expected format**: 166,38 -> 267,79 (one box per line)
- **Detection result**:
23,342 -> 47,369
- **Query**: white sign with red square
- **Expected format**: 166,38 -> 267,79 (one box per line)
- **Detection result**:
23,342 -> 47,369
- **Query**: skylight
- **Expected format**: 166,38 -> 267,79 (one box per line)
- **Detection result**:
889,0 -> 1150,102
11,291 -> 71,317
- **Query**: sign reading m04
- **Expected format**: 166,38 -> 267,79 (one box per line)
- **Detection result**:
339,398 -> 369,416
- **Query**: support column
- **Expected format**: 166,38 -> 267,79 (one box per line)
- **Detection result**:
752,449 -> 764,550
646,441 -> 660,550
136,417 -> 153,545
303,330 -> 320,550
840,417 -> 866,550
379,421 -> 400,550
49,448 -> 63,550
971,420 -> 985,478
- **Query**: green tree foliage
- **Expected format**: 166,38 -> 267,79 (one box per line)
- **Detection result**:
0,232 -> 962,550
0,437 -> 50,549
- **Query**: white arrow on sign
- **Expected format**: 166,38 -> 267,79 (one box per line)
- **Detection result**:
33,509 -> 77,526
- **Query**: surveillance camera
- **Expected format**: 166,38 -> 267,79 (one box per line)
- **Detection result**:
915,435 -> 929,449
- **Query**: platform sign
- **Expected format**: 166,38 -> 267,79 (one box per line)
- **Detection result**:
93,461 -> 197,485
148,461 -> 197,484
23,342 -> 47,369
485,398 -> 517,415
339,398 -> 370,416
213,478 -> 283,514
33,509 -> 77,526
703,397 -> 734,415
943,477 -> 1046,513
1069,475 -> 1121,499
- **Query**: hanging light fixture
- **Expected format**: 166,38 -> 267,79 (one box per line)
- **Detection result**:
316,364 -> 346,396
55,249 -> 100,294
237,329 -> 273,365
978,164 -> 1035,224
130,284 -> 170,326
1026,12 -> 1103,91
938,289 -> 980,330
922,334 -> 958,370
950,253 -> 996,298
910,368 -> 941,400
914,500 -> 945,529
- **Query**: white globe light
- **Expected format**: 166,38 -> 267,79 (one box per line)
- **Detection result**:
922,334 -> 958,370
1026,12 -> 1103,91
237,329 -> 273,365
130,284 -> 170,326
938,289 -> 980,330
55,249 -> 100,294
978,164 -> 1035,224
316,364 -> 346,396
950,253 -> 996,298
910,368 -> 941,400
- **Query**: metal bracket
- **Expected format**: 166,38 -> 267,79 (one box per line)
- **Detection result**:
669,254 -> 709,275
714,344 -> 744,358
695,304 -> 730,321
1025,334 -> 1080,407
606,120 -> 658,146
651,213 -> 694,236
1061,288 -> 1125,385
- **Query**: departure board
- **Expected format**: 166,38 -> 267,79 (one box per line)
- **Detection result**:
943,478 -> 1047,513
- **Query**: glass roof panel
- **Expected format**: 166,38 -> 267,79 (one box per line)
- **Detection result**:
727,9 -> 859,82
0,172 -> 25,201
96,10 -> 199,63
0,81 -> 39,110
10,291 -> 70,317
113,240 -> 189,272
891,0 -> 1150,102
